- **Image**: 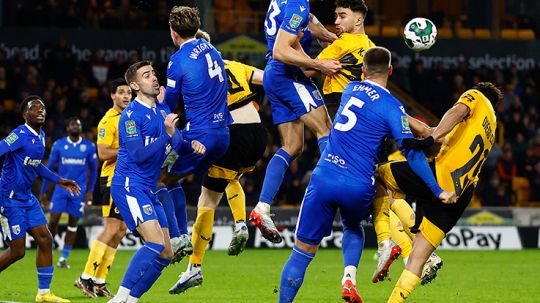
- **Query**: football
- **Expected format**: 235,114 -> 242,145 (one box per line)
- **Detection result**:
404,17 -> 437,51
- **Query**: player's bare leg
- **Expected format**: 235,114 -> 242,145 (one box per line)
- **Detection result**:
57,215 -> 78,269
47,212 -> 62,240
0,235 -> 26,271
29,224 -> 71,302
169,187 -> 222,295
299,105 -> 332,140
250,120 -> 304,243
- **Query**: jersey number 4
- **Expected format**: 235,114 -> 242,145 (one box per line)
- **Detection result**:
206,53 -> 224,82
335,97 -> 365,132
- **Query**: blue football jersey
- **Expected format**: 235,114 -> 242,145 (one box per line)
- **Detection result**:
112,100 -> 172,187
318,80 -> 414,181
264,0 -> 311,74
42,137 -> 97,194
164,38 -> 232,131
0,124 -> 46,205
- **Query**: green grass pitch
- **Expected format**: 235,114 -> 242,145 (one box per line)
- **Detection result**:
0,249 -> 538,302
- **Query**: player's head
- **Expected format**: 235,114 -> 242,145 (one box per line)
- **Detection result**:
124,60 -> 160,98
169,6 -> 200,47
362,46 -> 392,80
473,82 -> 503,106
66,117 -> 82,137
110,78 -> 131,111
196,29 -> 211,43
335,0 -> 368,36
21,95 -> 46,126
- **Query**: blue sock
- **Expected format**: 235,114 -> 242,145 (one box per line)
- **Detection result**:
156,186 -> 180,238
130,256 -> 171,298
259,148 -> 293,204
61,244 -> 72,260
279,246 -> 315,303
120,242 -> 164,290
168,183 -> 188,235
317,136 -> 329,153
37,266 -> 54,290
342,222 -> 365,267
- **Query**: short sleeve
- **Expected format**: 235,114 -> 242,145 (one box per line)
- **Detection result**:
119,116 -> 143,143
455,89 -> 480,114
97,119 -> 116,146
2,130 -> 24,151
387,104 -> 414,142
280,2 -> 310,35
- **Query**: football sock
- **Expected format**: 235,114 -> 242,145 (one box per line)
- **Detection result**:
130,256 -> 170,298
37,265 -> 54,292
390,199 -> 416,239
317,135 -> 329,152
168,183 -> 188,235
60,244 -> 72,260
189,207 -> 215,265
226,179 -> 246,222
81,240 -> 107,279
156,185 -> 180,238
390,211 -> 412,262
94,244 -> 117,283
342,265 -> 357,286
387,269 -> 420,303
279,246 -> 315,303
120,242 -> 164,290
342,221 -> 364,270
259,148 -> 292,205
373,194 -> 391,244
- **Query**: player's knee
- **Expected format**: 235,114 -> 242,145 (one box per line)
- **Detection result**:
36,233 -> 53,249
282,143 -> 303,158
295,239 -> 318,254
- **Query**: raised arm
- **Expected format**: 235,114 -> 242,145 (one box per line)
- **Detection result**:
431,103 -> 469,141
308,13 -> 337,45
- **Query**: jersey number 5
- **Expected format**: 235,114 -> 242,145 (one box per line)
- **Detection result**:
206,53 -> 224,82
335,97 -> 365,132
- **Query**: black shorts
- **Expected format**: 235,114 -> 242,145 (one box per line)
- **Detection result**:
99,177 -> 123,220
383,161 -> 475,234
203,123 -> 267,192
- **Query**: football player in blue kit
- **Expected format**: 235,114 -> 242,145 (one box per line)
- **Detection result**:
0,96 -> 80,303
40,117 -> 98,269
159,6 -> 233,279
278,47 -> 456,303
249,0 -> 342,243
107,61 -> 204,303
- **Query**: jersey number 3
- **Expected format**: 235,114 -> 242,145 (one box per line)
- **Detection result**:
335,97 -> 365,132
206,53 -> 224,82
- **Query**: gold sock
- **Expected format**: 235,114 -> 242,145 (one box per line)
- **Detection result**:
226,180 -> 246,222
94,244 -> 117,283
82,240 -> 107,278
373,185 -> 391,244
189,207 -> 215,265
390,199 -> 416,239
387,269 -> 420,303
390,210 -> 412,261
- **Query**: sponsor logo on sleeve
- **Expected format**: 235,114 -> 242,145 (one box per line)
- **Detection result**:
125,120 -> 138,138
98,127 -> 106,139
5,133 -> 18,146
401,116 -> 412,133
289,14 -> 303,29
167,78 -> 176,88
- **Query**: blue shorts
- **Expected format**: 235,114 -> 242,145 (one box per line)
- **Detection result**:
0,195 -> 47,241
50,188 -> 84,218
111,183 -> 168,232
295,168 -> 374,245
263,64 -> 325,125
169,127 -> 230,176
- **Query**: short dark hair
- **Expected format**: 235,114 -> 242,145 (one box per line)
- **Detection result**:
169,6 -> 200,38
66,117 -> 80,126
20,95 -> 43,113
335,0 -> 368,16
363,46 -> 391,75
110,78 -> 128,94
473,82 -> 503,106
124,60 -> 152,86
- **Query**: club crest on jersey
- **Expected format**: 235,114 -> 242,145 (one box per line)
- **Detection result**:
98,127 -> 106,139
5,133 -> 18,146
142,204 -> 153,215
12,225 -> 20,235
80,144 -> 87,152
289,14 -> 303,29
401,116 -> 412,134
125,120 -> 138,137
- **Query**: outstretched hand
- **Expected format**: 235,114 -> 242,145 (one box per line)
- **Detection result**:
59,178 -> 81,197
